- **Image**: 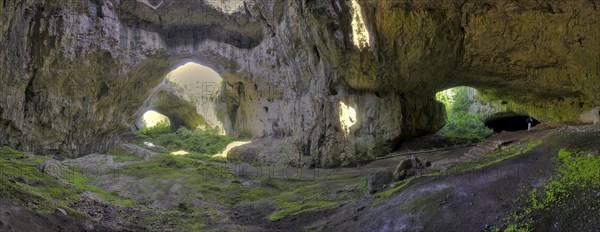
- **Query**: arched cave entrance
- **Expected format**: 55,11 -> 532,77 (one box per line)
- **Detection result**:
484,113 -> 540,133
133,62 -> 228,133
141,110 -> 170,129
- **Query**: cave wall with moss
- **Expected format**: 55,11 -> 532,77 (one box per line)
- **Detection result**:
0,0 -> 598,166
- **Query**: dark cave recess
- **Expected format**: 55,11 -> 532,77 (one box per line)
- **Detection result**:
485,114 -> 540,133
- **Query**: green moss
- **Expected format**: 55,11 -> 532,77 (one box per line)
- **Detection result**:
371,177 -> 416,206
138,119 -> 171,136
372,140 -> 543,207
501,148 -> 600,230
0,148 -> 83,215
138,127 -> 238,155
400,188 -> 452,214
268,201 -> 339,221
436,87 -> 495,143
69,171 -> 134,206
131,208 -> 206,231
266,183 -> 341,221
431,139 -> 543,176
107,149 -> 141,163
0,146 -> 25,159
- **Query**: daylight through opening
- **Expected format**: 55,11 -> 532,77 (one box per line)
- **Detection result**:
142,110 -> 170,129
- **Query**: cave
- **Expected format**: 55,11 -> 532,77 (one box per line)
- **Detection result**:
484,114 -> 541,133
1,0 -> 599,231
139,110 -> 170,130
132,62 -> 229,133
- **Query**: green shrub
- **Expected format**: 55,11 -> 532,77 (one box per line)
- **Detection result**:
436,86 -> 494,143
502,149 -> 600,230
439,111 -> 494,142
149,128 -> 237,155
138,119 -> 171,137
107,149 -> 140,162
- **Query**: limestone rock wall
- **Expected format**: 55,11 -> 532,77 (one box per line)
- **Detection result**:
0,0 -> 598,166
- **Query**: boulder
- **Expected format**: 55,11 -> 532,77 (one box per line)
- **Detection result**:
393,156 -> 432,181
366,169 -> 393,194
38,160 -> 66,179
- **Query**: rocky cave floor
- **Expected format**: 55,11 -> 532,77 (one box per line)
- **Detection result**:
1,124 -> 599,232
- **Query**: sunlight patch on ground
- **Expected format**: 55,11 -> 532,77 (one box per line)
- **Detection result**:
351,0 -> 371,49
339,101 -> 357,135
143,142 -> 158,148
213,141 -> 252,158
170,150 -> 190,156
142,110 -> 170,128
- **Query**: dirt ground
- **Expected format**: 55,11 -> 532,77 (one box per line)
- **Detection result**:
1,125 -> 598,232
0,198 -> 110,232
261,126 -> 598,232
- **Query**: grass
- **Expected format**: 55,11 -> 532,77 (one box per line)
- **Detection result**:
136,127 -> 238,155
64,166 -> 134,206
137,119 -> 171,137
371,140 -> 543,206
438,111 -> 495,143
0,146 -> 135,213
0,147 -> 82,215
371,177 -> 416,206
436,86 -> 495,143
107,149 -> 141,162
1,144 -> 360,228
265,182 -> 348,221
501,148 -> 600,231
430,139 -> 543,176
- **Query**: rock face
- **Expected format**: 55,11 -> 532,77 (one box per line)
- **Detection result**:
393,156 -> 431,181
0,0 -> 599,166
366,169 -> 393,194
135,80 -> 209,131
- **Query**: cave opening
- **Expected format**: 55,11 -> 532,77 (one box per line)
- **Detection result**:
133,62 -> 228,134
165,62 -> 226,134
141,110 -> 171,130
484,114 -> 540,133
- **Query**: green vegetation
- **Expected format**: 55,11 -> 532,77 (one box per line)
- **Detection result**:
502,148 -> 600,231
107,149 -> 141,162
0,147 -> 77,214
138,119 -> 171,136
138,127 -> 237,155
0,146 -> 26,159
266,183 -> 348,221
436,86 -> 494,143
371,177 -> 416,206
373,140 -> 543,206
116,152 -> 362,221
434,139 -> 543,176
0,146 -> 135,216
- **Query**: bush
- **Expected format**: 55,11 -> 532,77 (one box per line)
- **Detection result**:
138,119 -> 171,137
439,111 -> 494,142
436,86 -> 494,143
149,128 -> 237,155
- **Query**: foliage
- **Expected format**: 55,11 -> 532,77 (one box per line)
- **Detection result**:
502,148 -> 600,231
438,111 -> 494,142
145,127 -> 237,155
373,140 -> 543,206
138,119 -> 171,137
371,177 -> 416,206
107,149 -> 141,163
436,86 -> 494,143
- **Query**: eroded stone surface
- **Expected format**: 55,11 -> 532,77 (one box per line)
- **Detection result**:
1,0 -> 598,166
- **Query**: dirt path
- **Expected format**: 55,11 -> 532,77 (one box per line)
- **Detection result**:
262,126 -> 598,232
228,127 -> 558,182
